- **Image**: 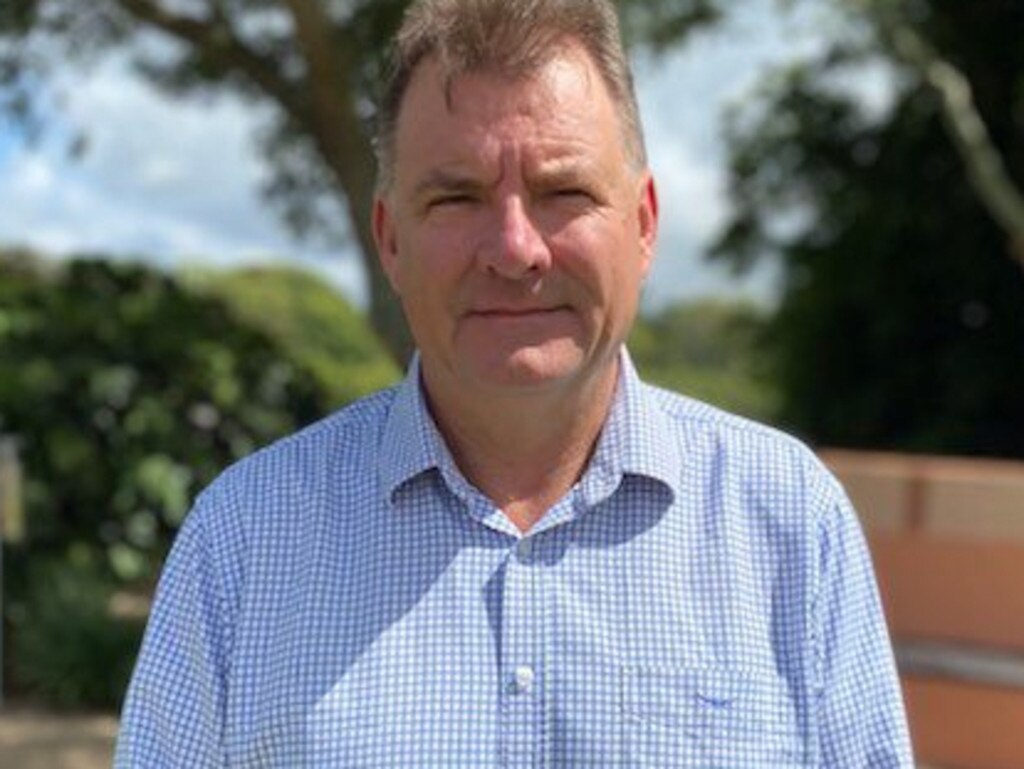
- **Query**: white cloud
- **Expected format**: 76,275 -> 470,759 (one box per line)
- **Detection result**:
630,0 -> 826,308
0,57 -> 368,304
12,153 -> 57,195
57,62 -> 286,248
647,132 -> 729,243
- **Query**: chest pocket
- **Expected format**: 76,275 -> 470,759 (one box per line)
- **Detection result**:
621,666 -> 806,767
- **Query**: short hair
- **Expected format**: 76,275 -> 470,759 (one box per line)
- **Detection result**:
374,0 -> 647,192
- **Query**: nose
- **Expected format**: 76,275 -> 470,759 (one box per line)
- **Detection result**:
479,195 -> 552,279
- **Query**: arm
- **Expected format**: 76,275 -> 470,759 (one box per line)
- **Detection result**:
813,492 -> 914,766
114,500 -> 233,767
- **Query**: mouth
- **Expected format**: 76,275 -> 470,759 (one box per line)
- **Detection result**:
468,305 -> 569,319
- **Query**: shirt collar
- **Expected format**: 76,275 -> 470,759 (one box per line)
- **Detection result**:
378,354 -> 456,503
378,348 -> 683,506
578,349 -> 682,506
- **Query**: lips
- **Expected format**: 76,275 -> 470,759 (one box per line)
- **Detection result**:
468,305 -> 569,317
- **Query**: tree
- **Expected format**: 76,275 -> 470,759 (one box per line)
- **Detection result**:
846,0 -> 1024,269
713,0 -> 1024,457
0,0 -> 721,363
629,299 -> 778,421
0,249 -> 396,706
0,248 -> 385,577
183,264 -> 400,407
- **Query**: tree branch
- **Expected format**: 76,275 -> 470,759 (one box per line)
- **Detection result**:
115,0 -> 308,123
279,0 -> 375,189
853,0 -> 1024,269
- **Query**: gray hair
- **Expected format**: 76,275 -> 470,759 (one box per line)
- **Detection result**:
374,0 -> 647,192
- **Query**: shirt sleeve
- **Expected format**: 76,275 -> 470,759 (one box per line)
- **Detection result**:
814,490 -> 915,767
114,500 -> 232,768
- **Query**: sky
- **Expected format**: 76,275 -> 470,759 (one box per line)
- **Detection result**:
0,2 -> 838,312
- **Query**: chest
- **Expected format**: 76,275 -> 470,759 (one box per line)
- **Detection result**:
222,509 -> 814,767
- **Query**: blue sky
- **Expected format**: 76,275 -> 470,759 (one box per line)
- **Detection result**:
0,1 -> 845,311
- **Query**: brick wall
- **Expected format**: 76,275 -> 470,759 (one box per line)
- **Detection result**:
822,450 -> 1024,769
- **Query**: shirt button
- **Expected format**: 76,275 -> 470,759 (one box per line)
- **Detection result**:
515,538 -> 533,561
513,665 -> 535,693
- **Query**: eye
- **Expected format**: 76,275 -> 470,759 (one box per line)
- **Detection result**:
428,193 -> 476,209
547,186 -> 597,205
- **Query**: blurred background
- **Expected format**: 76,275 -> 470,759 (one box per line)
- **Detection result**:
1,1 -> 1022,766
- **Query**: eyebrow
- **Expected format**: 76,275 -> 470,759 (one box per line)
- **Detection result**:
412,169 -> 487,199
534,164 -> 591,188
410,154 -> 606,200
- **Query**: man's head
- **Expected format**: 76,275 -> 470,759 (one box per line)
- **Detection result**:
375,0 -> 646,193
373,0 -> 657,399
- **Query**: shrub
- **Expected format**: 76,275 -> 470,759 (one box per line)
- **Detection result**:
7,556 -> 145,710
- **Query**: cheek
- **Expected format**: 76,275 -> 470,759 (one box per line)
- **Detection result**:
393,233 -> 467,313
408,218 -> 481,271
553,224 -> 624,293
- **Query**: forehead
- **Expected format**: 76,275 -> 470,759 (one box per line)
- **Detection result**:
391,45 -> 625,177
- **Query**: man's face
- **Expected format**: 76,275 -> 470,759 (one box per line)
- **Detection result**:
374,42 -> 657,398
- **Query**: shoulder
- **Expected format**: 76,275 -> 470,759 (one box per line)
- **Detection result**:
149,387 -> 402,641
642,382 -> 847,520
187,385 -> 400,529
222,385 -> 395,481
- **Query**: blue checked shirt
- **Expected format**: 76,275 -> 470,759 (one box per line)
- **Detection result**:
115,351 -> 912,767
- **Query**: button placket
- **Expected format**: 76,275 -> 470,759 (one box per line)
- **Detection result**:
498,540 -> 544,766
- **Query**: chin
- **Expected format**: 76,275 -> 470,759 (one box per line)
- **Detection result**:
464,343 -> 593,393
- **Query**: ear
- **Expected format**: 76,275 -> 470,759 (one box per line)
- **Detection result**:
636,172 -> 659,279
372,195 -> 403,296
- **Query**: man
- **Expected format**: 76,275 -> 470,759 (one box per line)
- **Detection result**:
115,0 -> 913,766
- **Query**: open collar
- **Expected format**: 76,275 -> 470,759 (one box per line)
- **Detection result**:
377,349 -> 683,508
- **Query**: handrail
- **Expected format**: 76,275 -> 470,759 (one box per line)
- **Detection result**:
896,641 -> 1024,689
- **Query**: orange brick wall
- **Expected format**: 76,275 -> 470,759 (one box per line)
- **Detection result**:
822,450 -> 1024,769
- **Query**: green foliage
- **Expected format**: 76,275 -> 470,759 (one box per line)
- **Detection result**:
1,249 -> 400,708
713,2 -> 1024,457
630,299 -> 778,422
183,265 -> 400,409
0,249 -> 334,580
616,0 -> 721,52
5,555 -> 144,710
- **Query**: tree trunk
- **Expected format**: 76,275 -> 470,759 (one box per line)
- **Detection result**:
283,0 -> 416,365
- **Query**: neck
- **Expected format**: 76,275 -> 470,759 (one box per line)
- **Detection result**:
422,358 -> 620,532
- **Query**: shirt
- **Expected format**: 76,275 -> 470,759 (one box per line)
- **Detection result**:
114,350 -> 913,767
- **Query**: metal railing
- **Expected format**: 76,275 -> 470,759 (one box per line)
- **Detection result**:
897,641 -> 1024,689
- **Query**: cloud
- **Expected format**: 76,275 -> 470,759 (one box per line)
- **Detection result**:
0,57 -> 367,303
630,0 -> 825,308
59,63 -> 267,232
